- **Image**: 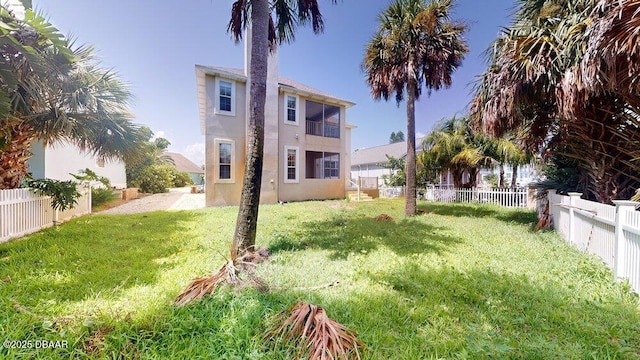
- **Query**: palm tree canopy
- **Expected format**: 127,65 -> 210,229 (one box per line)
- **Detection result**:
227,0 -> 339,50
363,0 -> 468,103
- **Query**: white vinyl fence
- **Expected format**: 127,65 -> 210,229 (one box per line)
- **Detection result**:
424,187 -> 531,208
0,186 -> 92,243
548,191 -> 640,294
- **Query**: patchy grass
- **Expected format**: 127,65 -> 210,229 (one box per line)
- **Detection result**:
0,200 -> 638,359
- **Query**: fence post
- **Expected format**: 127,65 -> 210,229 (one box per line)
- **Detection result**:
612,200 -> 638,279
567,192 -> 582,245
527,186 -> 536,209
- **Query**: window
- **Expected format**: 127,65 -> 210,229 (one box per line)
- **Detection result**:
214,139 -> 235,182
284,146 -> 299,183
305,151 -> 340,179
215,78 -> 235,116
284,94 -> 299,125
305,101 -> 340,138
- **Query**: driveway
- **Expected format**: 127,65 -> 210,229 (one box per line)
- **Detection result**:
99,187 -> 205,214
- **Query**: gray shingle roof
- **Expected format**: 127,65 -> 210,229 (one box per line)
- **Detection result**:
164,152 -> 204,174
351,137 -> 425,166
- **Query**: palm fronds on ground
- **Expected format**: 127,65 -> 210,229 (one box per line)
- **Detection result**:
265,302 -> 364,360
175,248 -> 269,306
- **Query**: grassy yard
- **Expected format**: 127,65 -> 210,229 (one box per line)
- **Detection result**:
1,199 -> 639,359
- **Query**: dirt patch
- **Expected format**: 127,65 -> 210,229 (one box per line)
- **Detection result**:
374,214 -> 395,222
83,325 -> 114,357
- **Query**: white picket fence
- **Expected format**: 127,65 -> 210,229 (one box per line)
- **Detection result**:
548,191 -> 640,294
424,187 -> 531,208
0,186 -> 92,243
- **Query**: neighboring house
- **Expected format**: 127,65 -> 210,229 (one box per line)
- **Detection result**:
28,140 -> 126,188
351,138 -> 425,186
196,38 -> 355,206
164,152 -> 204,185
351,138 -> 540,188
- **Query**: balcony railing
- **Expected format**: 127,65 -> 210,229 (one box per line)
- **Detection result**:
306,120 -> 340,138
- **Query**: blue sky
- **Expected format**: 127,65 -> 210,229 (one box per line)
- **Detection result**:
39,0 -> 515,166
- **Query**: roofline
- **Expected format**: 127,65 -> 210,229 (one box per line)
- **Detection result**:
279,85 -> 355,108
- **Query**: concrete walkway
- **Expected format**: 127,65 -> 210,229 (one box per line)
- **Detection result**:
99,187 -> 205,214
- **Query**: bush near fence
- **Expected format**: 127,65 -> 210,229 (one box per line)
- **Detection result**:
0,186 -> 92,243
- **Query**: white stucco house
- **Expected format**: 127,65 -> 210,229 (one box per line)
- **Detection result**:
27,141 -> 127,188
196,37 -> 356,207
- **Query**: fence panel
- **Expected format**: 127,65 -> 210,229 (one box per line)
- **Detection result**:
548,192 -> 640,294
425,187 -> 529,208
623,210 -> 640,294
0,187 -> 91,243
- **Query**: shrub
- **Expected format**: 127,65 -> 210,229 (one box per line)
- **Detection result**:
137,164 -> 173,193
170,168 -> 193,187
91,187 -> 117,207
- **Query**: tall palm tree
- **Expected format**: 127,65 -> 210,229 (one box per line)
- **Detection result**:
226,0 -> 338,255
363,0 -> 468,215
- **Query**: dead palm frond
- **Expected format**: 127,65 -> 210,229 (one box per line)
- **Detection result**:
265,302 -> 364,360
175,248 -> 270,307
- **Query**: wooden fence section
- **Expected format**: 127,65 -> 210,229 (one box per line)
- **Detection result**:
425,187 -> 532,208
548,191 -> 640,294
0,187 -> 92,243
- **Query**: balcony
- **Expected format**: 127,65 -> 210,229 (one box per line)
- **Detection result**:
306,120 -> 340,138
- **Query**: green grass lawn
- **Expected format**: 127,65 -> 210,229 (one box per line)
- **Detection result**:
1,199 -> 639,359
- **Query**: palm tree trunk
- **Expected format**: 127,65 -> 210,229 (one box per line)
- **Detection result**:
0,122 -> 35,189
231,0 -> 269,257
511,164 -> 518,189
405,76 -> 417,216
499,163 -> 505,188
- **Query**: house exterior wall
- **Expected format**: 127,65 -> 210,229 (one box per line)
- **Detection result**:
204,75 -> 247,207
27,141 -> 127,188
277,93 -> 347,202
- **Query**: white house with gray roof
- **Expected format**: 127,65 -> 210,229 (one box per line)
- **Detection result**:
196,38 -> 355,206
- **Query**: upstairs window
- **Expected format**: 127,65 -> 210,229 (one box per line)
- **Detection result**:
215,78 -> 235,116
284,94 -> 299,125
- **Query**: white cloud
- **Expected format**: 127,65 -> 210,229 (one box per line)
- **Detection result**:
416,131 -> 427,139
151,130 -> 171,142
184,143 -> 205,167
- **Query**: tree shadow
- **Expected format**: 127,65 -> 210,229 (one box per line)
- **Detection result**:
0,211 -> 194,305
269,215 -> 462,259
345,262 -> 640,359
421,203 -> 538,227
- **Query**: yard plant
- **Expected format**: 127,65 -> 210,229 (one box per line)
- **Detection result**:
0,199 -> 639,358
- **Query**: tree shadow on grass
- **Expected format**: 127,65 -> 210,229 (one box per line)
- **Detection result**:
0,211 -> 195,305
342,262 -> 640,359
97,261 -> 640,360
269,216 -> 462,259
421,203 -> 538,227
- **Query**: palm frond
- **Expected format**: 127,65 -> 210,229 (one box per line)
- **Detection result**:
265,302 -> 364,360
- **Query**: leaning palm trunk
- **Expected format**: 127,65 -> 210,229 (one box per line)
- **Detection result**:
0,122 -> 36,189
405,77 -> 417,216
232,0 -> 270,257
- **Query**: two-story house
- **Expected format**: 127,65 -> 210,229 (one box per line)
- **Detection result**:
196,39 -> 355,206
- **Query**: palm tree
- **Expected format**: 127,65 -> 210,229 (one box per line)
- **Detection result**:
363,0 -> 468,215
470,0 -> 640,203
226,0 -> 338,255
423,116 -> 487,188
0,44 -> 145,189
